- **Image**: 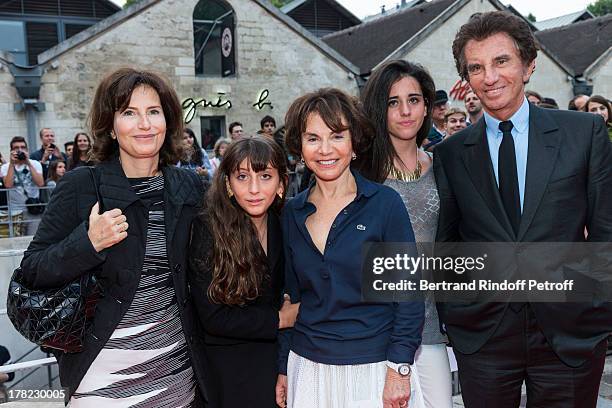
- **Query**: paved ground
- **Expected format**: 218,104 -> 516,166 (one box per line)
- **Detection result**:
2,355 -> 611,407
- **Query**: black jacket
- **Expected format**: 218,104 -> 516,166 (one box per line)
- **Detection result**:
434,106 -> 612,367
20,158 -> 208,403
187,212 -> 284,407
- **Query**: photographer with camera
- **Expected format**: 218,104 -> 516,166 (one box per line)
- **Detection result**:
30,128 -> 67,179
1,137 -> 44,235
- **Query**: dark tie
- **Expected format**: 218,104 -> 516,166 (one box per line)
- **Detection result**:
498,120 -> 521,236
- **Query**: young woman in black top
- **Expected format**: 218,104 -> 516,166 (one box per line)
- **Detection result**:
188,136 -> 299,408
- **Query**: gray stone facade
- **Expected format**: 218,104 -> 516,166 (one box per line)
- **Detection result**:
0,0 -> 359,154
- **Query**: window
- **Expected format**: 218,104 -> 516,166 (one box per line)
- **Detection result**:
200,116 -> 226,150
193,0 -> 235,77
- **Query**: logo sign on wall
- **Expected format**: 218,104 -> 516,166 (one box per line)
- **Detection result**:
221,24 -> 235,77
182,89 -> 274,124
221,27 -> 232,58
449,79 -> 471,101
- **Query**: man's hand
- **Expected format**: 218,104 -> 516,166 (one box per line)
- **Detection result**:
195,166 -> 209,177
275,374 -> 288,407
87,203 -> 129,252
41,146 -> 55,163
382,367 -> 410,408
9,151 -> 19,164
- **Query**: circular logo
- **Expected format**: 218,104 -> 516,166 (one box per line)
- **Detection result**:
221,28 -> 232,58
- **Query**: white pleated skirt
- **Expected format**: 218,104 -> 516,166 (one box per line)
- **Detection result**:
287,351 -> 388,408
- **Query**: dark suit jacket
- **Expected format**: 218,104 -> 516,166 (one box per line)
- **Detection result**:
433,105 -> 612,367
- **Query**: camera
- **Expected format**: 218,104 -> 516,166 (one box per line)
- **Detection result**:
16,152 -> 26,161
49,144 -> 56,150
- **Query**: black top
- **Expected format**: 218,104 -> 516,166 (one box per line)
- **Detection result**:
188,212 -> 284,408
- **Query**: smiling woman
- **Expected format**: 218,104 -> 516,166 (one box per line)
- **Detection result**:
19,68 -> 208,406
278,88 -> 423,408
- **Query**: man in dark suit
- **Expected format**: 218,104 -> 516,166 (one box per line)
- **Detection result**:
434,11 -> 612,408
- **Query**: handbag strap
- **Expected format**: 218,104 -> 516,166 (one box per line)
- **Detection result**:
86,166 -> 103,215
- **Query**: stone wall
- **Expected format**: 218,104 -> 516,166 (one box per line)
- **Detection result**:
0,0 -> 358,155
400,0 -> 575,109
588,56 -> 612,102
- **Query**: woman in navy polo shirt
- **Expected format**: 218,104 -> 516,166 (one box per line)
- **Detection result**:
275,88 -> 425,408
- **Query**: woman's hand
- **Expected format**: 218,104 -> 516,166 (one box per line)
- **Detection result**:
278,297 -> 300,329
275,374 -> 288,407
195,166 -> 209,177
382,367 -> 410,408
87,202 -> 129,252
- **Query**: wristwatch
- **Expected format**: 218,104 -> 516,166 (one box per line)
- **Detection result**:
385,361 -> 411,377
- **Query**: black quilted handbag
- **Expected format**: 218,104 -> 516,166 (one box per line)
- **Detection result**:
6,167 -> 103,353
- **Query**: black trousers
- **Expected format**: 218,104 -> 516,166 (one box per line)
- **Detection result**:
454,305 -> 606,408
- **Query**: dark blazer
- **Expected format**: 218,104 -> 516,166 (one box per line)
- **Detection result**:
434,106 -> 612,367
187,211 -> 284,408
20,158 -> 208,403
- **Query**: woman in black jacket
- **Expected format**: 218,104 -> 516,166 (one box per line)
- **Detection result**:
188,136 -> 299,408
20,68 -> 207,407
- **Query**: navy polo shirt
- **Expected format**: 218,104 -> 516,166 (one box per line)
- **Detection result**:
278,170 -> 424,373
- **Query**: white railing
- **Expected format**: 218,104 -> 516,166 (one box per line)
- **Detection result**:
0,357 -> 56,374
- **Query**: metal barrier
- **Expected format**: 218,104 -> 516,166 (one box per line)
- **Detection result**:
0,306 -> 59,391
0,186 -> 54,238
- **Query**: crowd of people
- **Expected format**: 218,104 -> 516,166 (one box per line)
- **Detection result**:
5,9 -> 612,408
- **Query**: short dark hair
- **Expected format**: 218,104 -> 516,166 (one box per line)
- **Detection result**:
452,11 -> 538,81
10,136 -> 27,150
284,88 -> 373,158
260,115 -> 276,129
541,97 -> 558,109
228,122 -> 242,133
64,141 -> 74,150
525,90 -> 542,102
359,60 -> 435,182
586,95 -> 611,125
88,67 -> 183,166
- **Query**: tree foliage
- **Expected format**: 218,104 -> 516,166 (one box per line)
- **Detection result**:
526,13 -> 536,22
587,0 -> 612,16
271,0 -> 293,7
124,0 -> 142,8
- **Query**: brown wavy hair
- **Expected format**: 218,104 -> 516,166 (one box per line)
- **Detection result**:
284,88 -> 373,157
205,136 -> 288,305
88,67 -> 183,165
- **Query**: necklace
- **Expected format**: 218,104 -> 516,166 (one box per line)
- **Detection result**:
390,150 -> 422,182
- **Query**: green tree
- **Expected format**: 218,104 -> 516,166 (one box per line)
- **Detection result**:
124,0 -> 142,8
587,0 -> 612,16
526,13 -> 536,22
271,0 -> 292,7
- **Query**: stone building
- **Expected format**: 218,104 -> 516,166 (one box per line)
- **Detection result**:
0,0 -> 359,153
322,0 -> 612,109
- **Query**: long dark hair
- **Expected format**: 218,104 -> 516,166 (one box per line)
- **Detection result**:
69,132 -> 92,170
181,128 -> 204,166
47,160 -> 65,182
205,136 -> 288,305
359,60 -> 435,182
